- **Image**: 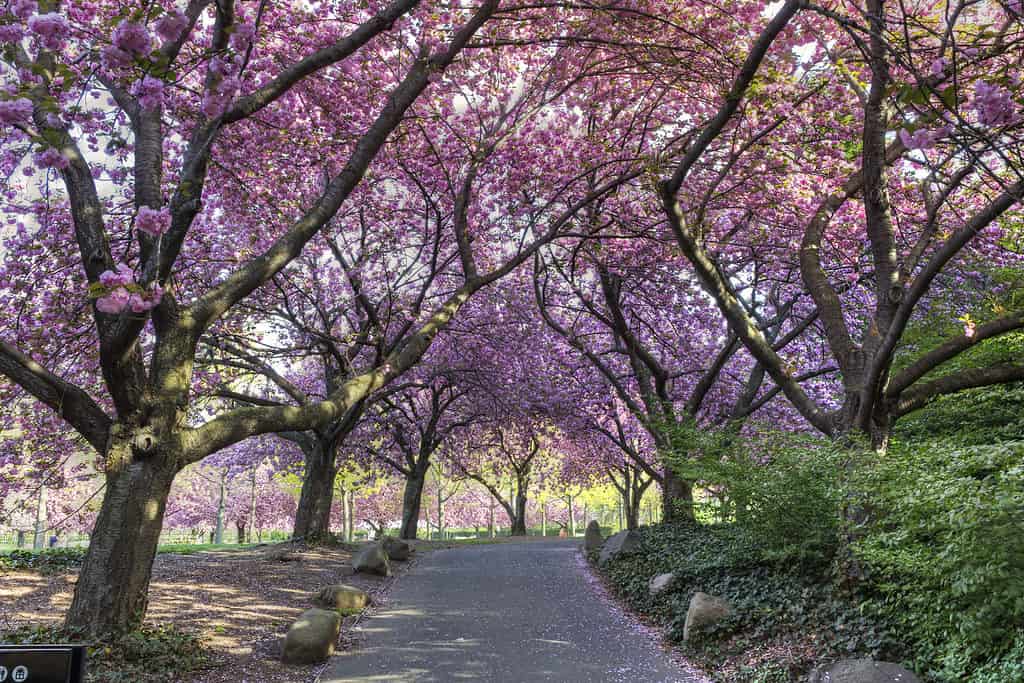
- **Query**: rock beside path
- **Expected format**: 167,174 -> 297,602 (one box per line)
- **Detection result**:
683,591 -> 732,641
598,529 -> 641,566
281,608 -> 341,664
382,536 -> 412,561
584,521 -> 603,551
809,659 -> 921,683
648,572 -> 675,596
315,584 -> 371,611
353,543 -> 391,576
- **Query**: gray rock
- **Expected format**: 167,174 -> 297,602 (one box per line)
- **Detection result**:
683,591 -> 732,641
382,536 -> 412,561
353,542 -> 391,576
598,529 -> 641,566
808,660 -> 921,683
584,521 -> 603,551
281,608 -> 341,664
315,584 -> 371,611
648,572 -> 675,596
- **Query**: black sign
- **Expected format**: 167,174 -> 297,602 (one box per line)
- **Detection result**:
0,645 -> 85,683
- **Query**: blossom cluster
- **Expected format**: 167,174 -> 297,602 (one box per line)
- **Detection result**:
136,205 -> 172,237
95,263 -> 164,314
974,82 -> 1016,127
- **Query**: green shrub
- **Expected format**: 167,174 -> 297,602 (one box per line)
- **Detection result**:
2,624 -> 215,682
855,439 -> 1024,681
0,547 -> 87,573
666,426 -> 844,571
597,522 -> 901,682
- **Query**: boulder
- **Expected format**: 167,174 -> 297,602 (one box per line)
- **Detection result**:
648,572 -> 676,597
353,542 -> 391,576
381,536 -> 412,561
584,520 -> 603,551
683,591 -> 733,641
598,529 -> 641,566
281,608 -> 341,664
808,660 -> 921,683
315,584 -> 370,611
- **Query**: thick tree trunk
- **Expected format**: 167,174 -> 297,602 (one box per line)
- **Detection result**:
292,442 -> 336,541
661,468 -> 694,522
64,457 -> 177,635
235,520 -> 246,544
511,491 -> 527,536
399,469 -> 426,540
625,493 -> 641,530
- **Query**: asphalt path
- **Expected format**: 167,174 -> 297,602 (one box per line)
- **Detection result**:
319,539 -> 701,682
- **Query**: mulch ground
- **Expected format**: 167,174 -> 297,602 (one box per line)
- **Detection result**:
0,541 -> 431,682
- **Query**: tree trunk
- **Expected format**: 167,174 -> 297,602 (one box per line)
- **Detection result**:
17,529 -> 26,548
399,469 -> 426,540
567,493 -> 575,536
437,488 -> 446,540
511,490 -> 527,536
33,484 -> 47,550
345,492 -> 355,542
661,468 -> 694,522
541,503 -> 547,537
65,457 -> 177,635
625,493 -> 641,530
488,499 -> 495,538
214,475 -> 226,544
247,468 -> 257,544
292,441 -> 336,541
235,520 -> 246,544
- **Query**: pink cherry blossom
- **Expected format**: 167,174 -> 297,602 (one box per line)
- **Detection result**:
33,147 -> 68,169
96,287 -> 130,314
135,205 -> 172,236
112,20 -> 151,57
131,76 -> 165,111
155,9 -> 189,44
0,99 -> 33,126
27,12 -> 70,51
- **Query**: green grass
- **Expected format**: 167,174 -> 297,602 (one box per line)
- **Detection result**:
156,542 -> 260,555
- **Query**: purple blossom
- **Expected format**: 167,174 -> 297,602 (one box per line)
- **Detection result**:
101,46 -> 133,73
0,98 -> 33,126
898,125 -> 949,150
974,81 -> 1016,127
228,22 -> 254,52
99,262 -> 135,288
27,12 -> 70,51
155,9 -> 189,43
131,75 -> 164,111
96,287 -> 130,314
136,205 -> 171,237
11,0 -> 37,21
0,24 -> 24,43
112,20 -> 151,57
929,57 -> 948,77
33,147 -> 68,169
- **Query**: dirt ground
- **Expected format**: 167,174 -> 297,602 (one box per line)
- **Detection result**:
0,541 -> 425,682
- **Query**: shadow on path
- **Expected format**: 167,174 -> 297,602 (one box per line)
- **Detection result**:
319,539 -> 700,682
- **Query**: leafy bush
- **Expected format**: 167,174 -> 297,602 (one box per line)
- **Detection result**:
665,426 -> 844,571
855,439 -> 1024,681
2,624 -> 215,682
0,547 -> 87,573
597,522 -> 901,682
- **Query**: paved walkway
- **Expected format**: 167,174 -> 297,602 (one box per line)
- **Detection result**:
319,539 -> 700,682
